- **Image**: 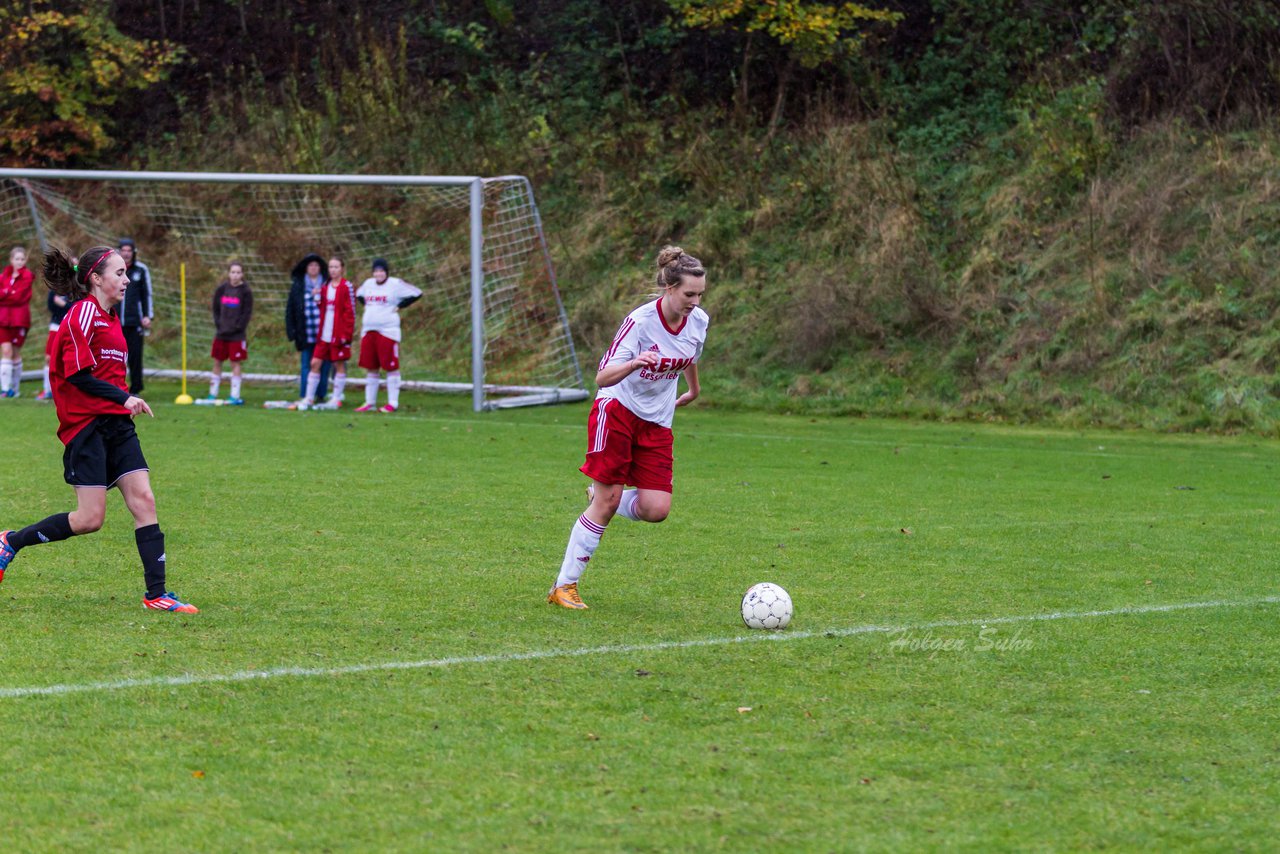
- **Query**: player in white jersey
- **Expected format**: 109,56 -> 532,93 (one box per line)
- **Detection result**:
548,246 -> 708,609
354,258 -> 423,412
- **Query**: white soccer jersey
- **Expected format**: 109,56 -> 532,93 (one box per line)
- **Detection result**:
357,277 -> 423,343
596,297 -> 709,427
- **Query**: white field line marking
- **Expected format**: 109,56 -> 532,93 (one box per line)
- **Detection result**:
3,595 -> 1277,700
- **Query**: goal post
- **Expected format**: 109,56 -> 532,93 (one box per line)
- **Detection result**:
0,168 -> 588,411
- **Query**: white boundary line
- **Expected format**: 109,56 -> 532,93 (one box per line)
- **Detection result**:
3,595 -> 1277,700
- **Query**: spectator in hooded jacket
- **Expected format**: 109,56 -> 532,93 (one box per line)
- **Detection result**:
285,253 -> 331,401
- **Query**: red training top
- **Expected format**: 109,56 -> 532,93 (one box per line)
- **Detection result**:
0,265 -> 34,328
51,295 -> 131,444
318,278 -> 355,343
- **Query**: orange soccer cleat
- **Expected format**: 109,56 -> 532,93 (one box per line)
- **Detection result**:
547,582 -> 588,610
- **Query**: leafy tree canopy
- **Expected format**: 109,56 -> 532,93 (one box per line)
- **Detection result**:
669,0 -> 902,68
0,0 -> 184,165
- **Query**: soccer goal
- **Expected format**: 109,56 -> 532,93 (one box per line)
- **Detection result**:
0,168 -> 587,411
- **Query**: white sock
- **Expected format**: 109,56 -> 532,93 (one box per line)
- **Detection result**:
387,371 -> 401,408
42,365 -> 50,394
333,372 -> 346,403
364,372 -> 378,407
230,375 -> 242,399
10,359 -> 20,393
556,514 -> 605,587
616,489 -> 641,521
304,371 -> 320,403
0,359 -> 11,393
209,375 -> 221,397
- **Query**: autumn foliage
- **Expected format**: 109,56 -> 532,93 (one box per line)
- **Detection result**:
0,1 -> 183,166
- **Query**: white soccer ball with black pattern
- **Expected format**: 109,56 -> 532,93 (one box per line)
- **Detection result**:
741,582 -> 792,630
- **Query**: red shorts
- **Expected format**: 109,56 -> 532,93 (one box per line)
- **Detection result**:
0,326 -> 27,347
211,339 -> 248,362
45,330 -> 57,358
313,339 -> 350,362
358,332 -> 399,371
579,398 -> 674,493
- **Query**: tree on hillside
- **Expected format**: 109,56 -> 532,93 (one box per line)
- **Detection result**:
668,0 -> 902,132
0,1 -> 184,166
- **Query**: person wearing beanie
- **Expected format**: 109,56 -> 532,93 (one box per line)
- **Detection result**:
354,257 -> 422,413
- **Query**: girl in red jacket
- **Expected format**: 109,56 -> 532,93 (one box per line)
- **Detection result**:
0,246 -> 34,398
296,256 -> 354,410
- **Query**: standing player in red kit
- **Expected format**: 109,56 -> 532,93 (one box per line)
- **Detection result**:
296,256 -> 354,410
0,246 -> 198,614
547,246 -> 708,609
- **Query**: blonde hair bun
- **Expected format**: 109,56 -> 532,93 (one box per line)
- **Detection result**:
653,245 -> 705,290
657,245 -> 685,268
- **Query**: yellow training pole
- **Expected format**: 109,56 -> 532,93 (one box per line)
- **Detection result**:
174,262 -> 193,404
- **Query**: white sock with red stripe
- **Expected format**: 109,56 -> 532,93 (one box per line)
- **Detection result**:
556,513 -> 605,587
42,365 -> 50,393
209,375 -> 221,397
616,489 -> 641,521
387,371 -> 401,408
332,372 -> 346,403
10,358 -> 19,393
304,371 -> 320,403
0,358 -> 11,393
230,375 -> 242,399
364,372 -> 378,407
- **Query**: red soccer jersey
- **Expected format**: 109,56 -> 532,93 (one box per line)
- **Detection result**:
51,296 -> 131,444
0,264 -> 34,328
318,278 -> 355,344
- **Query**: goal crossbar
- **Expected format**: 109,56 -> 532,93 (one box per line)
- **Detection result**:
0,167 -> 588,412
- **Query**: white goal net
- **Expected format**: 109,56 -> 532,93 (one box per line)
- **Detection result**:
0,169 -> 587,410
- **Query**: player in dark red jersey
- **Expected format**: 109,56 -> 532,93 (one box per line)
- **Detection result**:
0,246 -> 198,614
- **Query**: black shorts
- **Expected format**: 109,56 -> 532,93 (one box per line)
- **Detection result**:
63,415 -> 149,489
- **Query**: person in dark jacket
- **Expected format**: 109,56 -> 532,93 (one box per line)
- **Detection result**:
117,238 -> 153,394
207,262 -> 253,405
285,253 -> 330,401
35,286 -> 72,401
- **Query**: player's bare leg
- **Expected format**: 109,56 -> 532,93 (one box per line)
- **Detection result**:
69,487 -> 108,534
615,488 -> 670,523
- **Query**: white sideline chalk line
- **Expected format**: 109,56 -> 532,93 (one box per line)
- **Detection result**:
3,595 -> 1277,700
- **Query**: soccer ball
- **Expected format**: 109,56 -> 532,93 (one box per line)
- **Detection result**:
741,582 -> 793,630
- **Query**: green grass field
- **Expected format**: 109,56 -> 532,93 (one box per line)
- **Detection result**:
1,384 -> 1277,851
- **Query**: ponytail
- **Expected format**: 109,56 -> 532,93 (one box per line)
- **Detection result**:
43,245 -> 116,302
